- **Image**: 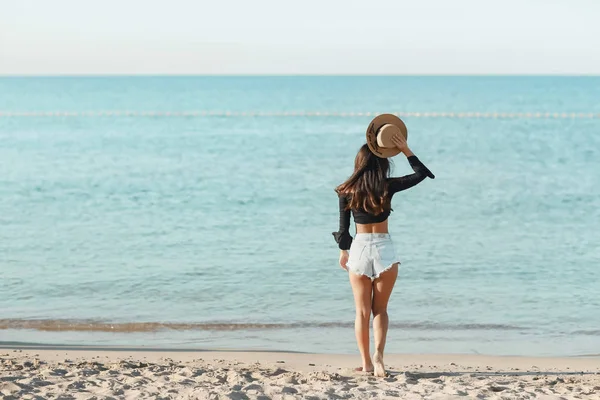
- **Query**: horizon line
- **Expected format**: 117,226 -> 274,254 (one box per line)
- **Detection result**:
1,73 -> 600,78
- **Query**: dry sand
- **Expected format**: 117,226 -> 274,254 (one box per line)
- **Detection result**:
1,346 -> 600,399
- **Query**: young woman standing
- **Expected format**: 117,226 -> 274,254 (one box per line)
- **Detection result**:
333,115 -> 435,377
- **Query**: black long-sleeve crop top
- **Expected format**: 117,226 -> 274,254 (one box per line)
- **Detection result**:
332,155 -> 434,250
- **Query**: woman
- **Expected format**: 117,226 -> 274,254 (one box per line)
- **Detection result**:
333,130 -> 434,377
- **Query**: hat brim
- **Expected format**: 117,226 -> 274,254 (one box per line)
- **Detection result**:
366,114 -> 407,158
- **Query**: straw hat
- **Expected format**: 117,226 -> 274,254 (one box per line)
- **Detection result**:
366,114 -> 408,158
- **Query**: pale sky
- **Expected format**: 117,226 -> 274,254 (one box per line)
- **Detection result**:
0,0 -> 598,75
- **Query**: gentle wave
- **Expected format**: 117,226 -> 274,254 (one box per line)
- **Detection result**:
0,319 -> 528,333
572,330 -> 600,336
0,111 -> 599,118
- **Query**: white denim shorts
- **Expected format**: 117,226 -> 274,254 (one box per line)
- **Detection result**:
347,233 -> 401,280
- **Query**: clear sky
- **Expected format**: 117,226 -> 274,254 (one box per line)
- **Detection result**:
0,0 -> 598,75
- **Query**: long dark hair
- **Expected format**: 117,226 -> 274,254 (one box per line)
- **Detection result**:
335,143 -> 391,215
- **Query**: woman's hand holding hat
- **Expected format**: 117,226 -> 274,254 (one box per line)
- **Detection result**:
391,133 -> 409,153
391,133 -> 435,179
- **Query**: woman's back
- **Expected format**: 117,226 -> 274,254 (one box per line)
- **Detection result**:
334,155 -> 435,248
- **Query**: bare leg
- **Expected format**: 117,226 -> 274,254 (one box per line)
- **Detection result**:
348,272 -> 374,372
372,264 -> 399,377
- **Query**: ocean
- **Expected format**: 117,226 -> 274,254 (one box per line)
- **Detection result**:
1,76 -> 599,356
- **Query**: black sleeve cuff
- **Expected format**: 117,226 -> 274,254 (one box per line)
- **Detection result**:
407,155 -> 435,179
332,232 -> 353,250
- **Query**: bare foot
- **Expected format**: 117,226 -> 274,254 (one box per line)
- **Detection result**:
354,365 -> 374,373
373,351 -> 385,377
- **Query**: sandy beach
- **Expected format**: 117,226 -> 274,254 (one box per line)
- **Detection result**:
1,346 -> 599,399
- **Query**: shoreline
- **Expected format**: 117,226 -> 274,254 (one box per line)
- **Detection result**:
2,347 -> 600,399
2,342 -> 600,359
3,347 -> 600,372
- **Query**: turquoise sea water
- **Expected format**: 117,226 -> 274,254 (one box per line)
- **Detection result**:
1,77 -> 599,356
